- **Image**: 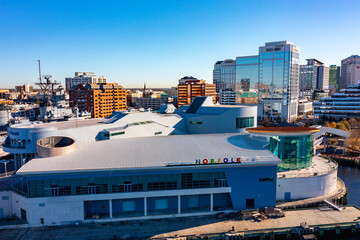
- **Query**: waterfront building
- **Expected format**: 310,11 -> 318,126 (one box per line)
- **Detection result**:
313,83 -> 360,120
213,60 -> 236,93
69,83 -> 127,118
177,77 -> 216,107
340,55 -> 360,90
246,127 -> 338,201
329,65 -> 341,91
0,125 -> 342,226
3,97 -> 256,170
65,72 -> 107,92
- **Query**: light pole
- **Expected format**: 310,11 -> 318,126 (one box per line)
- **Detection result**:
0,160 -> 10,177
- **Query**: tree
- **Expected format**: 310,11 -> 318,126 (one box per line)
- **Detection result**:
263,117 -> 271,127
324,121 -> 331,127
342,120 -> 351,131
330,122 -> 337,128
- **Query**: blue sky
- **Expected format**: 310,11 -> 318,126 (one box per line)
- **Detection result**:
0,0 -> 359,88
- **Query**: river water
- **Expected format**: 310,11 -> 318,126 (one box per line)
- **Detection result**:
337,165 -> 360,206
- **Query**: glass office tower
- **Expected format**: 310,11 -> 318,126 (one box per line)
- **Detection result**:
213,59 -> 236,93
258,41 -> 300,122
235,56 -> 259,104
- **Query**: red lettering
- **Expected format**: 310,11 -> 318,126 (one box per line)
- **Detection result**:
203,159 -> 208,164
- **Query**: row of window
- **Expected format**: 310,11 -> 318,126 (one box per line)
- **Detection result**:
27,172 -> 228,198
235,117 -> 254,129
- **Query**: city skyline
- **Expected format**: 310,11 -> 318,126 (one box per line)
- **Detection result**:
1,0 -> 359,88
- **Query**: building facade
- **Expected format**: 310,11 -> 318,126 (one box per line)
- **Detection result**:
213,60 -> 236,93
313,83 -> 360,120
257,41 -> 300,122
213,41 -> 300,122
69,83 -> 127,118
0,126 -> 341,226
65,72 -> 107,92
340,55 -> 360,90
219,89 -> 236,105
3,97 -> 257,170
329,65 -> 341,91
177,77 -> 216,107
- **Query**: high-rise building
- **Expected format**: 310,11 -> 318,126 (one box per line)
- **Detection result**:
257,41 -> 300,122
317,65 -> 329,91
177,76 -> 216,107
340,55 -> 360,90
299,59 -> 323,91
213,59 -> 236,93
65,72 -> 107,92
69,83 -> 127,118
235,56 -> 259,104
299,59 -> 329,95
329,65 -> 341,91
213,41 -> 300,122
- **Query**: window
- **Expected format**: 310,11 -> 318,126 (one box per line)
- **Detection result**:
236,117 -> 254,128
1,196 -> 9,200
154,131 -> 162,135
112,183 -> 143,193
148,181 -> 177,191
111,131 -> 125,136
155,199 -> 168,210
259,178 -> 274,182
189,121 -> 203,125
215,179 -> 228,187
122,200 -> 136,212
39,203 -> 45,207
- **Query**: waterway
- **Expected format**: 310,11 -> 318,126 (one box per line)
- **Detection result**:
337,165 -> 360,206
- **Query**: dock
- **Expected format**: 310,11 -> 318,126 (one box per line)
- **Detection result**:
0,206 -> 360,240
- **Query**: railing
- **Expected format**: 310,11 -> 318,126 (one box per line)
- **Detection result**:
2,143 -> 26,149
277,158 -> 338,179
0,171 -> 15,179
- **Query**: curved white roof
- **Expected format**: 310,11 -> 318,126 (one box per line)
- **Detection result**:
17,134 -> 280,175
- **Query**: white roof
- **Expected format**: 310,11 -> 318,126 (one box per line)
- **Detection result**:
313,126 -> 350,139
17,134 -> 280,175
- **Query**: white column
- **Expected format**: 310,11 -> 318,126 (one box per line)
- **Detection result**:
178,195 -> 181,214
210,193 -> 214,212
144,197 -> 147,216
109,200 -> 112,218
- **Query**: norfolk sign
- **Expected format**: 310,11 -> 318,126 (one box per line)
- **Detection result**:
165,157 -> 242,166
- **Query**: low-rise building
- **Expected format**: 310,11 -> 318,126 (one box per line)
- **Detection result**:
313,83 -> 360,120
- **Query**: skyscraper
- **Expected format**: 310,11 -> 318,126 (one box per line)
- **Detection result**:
257,41 -> 300,122
340,55 -> 360,90
213,41 -> 300,122
299,59 -> 324,91
235,56 -> 259,104
213,59 -> 236,93
329,65 -> 341,91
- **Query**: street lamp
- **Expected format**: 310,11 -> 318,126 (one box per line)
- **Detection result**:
0,160 -> 10,177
